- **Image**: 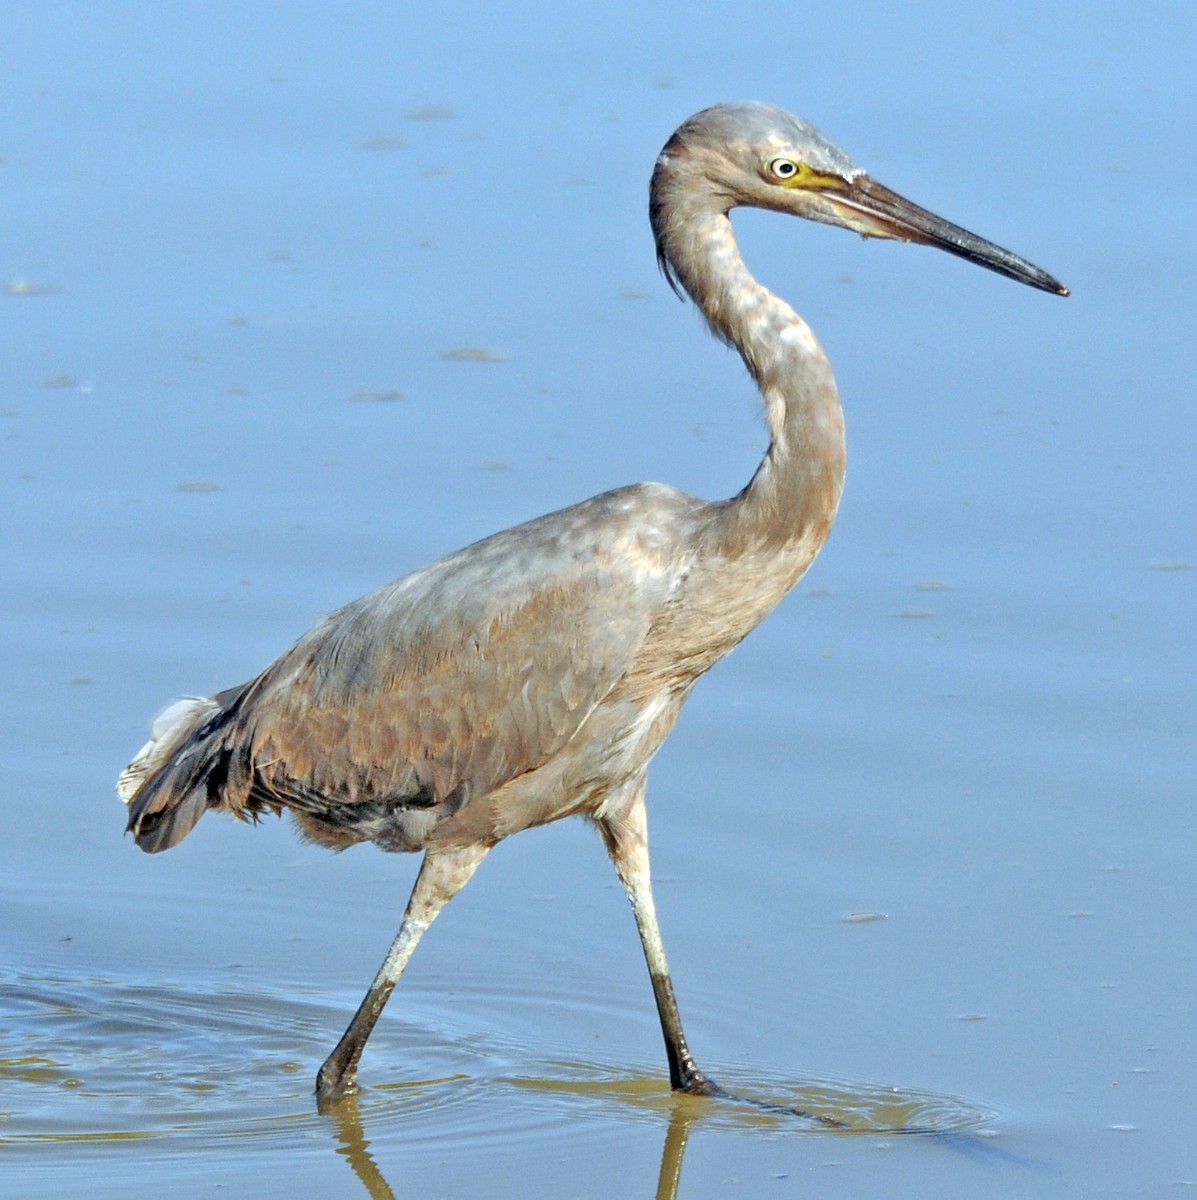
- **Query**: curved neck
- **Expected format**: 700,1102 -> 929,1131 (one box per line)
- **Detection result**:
657,201 -> 847,561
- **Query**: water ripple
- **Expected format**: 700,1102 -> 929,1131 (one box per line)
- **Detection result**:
0,965 -> 994,1152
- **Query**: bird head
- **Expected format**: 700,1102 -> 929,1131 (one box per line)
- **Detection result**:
651,102 -> 1068,297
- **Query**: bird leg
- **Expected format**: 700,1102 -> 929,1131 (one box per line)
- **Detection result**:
316,842 -> 488,1106
598,780 -> 719,1097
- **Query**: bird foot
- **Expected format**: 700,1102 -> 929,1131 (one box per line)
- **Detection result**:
670,1057 -> 730,1098
315,1060 -> 360,1112
674,1069 -> 845,1128
674,1070 -> 725,1098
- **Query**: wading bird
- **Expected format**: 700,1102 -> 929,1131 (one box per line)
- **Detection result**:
120,102 -> 1066,1103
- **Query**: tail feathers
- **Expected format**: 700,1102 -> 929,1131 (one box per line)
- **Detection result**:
118,697 -> 219,802
120,695 -> 230,853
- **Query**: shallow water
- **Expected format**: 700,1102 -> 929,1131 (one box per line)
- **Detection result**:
3,2 -> 1195,1198
0,912 -> 1006,1198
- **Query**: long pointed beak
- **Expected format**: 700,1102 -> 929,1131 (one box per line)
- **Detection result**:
827,175 -> 1068,296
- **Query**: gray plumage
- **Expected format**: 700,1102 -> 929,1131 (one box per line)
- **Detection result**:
120,101 -> 1066,1104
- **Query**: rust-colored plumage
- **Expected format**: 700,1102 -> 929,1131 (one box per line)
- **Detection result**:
121,103 -> 1066,1104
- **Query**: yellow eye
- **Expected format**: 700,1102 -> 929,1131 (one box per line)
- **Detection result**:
767,157 -> 804,182
766,157 -> 843,191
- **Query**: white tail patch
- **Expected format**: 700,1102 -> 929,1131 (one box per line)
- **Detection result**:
117,696 -> 220,804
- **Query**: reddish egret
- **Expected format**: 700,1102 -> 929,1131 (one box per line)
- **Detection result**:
121,102 -> 1066,1102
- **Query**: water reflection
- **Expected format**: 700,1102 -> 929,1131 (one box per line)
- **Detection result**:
326,1095 -> 396,1200
321,1068 -> 997,1200
0,961 -> 1012,1200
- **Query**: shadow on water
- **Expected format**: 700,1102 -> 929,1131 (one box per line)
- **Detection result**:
1,965 -> 1009,1196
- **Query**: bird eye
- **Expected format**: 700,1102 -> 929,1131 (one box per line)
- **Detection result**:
767,157 -> 802,182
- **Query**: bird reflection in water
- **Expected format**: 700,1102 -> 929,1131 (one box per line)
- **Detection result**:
322,1068 -> 997,1200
